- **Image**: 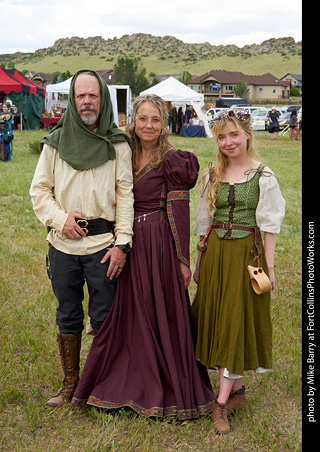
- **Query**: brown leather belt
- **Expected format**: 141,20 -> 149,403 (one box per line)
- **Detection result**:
197,222 -> 262,261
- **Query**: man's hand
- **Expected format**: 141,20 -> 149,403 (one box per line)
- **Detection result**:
100,246 -> 127,280
62,212 -> 87,240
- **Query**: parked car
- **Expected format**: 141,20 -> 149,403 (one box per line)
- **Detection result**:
278,112 -> 291,130
206,105 -> 258,119
251,108 -> 284,131
206,107 -> 225,119
286,105 -> 301,112
230,105 -> 259,114
251,109 -> 269,130
216,97 -> 251,108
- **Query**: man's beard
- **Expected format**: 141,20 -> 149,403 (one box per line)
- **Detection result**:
79,106 -> 99,126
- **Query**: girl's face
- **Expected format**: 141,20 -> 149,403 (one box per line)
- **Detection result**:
134,102 -> 162,147
216,121 -> 250,160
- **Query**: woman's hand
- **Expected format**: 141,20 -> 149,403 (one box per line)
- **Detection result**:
180,262 -> 191,289
193,250 -> 203,284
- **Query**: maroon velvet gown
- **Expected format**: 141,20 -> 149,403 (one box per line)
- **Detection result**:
72,149 -> 215,419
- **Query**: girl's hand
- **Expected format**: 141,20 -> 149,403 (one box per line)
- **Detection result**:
268,267 -> 275,290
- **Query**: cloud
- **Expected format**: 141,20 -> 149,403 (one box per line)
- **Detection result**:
0,0 -> 302,54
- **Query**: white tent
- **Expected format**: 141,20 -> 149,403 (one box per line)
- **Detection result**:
140,76 -> 212,137
45,77 -> 73,115
46,77 -> 71,95
45,78 -> 131,127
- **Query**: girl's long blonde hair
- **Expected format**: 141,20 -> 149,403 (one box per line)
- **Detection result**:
205,113 -> 260,215
127,94 -> 175,172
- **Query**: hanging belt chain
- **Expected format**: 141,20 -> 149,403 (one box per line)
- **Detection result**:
134,209 -> 161,222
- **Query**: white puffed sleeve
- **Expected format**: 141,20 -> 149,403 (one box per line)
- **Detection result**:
256,166 -> 285,233
194,173 -> 214,236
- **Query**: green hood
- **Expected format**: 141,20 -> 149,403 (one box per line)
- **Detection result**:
41,69 -> 131,170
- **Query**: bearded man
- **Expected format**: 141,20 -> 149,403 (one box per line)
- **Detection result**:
30,70 -> 134,408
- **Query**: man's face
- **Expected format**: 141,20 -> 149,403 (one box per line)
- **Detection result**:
74,73 -> 101,130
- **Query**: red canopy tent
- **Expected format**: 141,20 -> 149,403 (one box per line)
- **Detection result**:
0,66 -> 27,94
0,67 -> 46,129
6,69 -> 46,97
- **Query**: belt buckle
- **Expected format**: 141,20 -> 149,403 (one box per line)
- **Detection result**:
77,219 -> 88,235
222,222 -> 232,230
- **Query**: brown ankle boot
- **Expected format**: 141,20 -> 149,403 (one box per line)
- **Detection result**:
212,400 -> 230,433
46,333 -> 81,409
226,385 -> 246,414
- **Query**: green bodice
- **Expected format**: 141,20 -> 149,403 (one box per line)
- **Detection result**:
214,165 -> 264,239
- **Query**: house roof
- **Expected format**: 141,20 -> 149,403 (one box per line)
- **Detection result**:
28,71 -> 61,84
189,70 -> 245,84
96,69 -> 115,85
281,73 -> 302,82
188,70 -> 290,87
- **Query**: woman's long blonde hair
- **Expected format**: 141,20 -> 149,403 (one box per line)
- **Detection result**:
205,113 -> 260,214
127,94 -> 175,172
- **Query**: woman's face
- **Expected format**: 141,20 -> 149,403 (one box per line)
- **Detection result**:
216,121 -> 250,160
134,102 -> 162,146
3,104 -> 8,112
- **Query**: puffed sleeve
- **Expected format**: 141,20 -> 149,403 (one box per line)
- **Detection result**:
194,172 -> 214,236
164,149 -> 199,266
256,166 -> 285,233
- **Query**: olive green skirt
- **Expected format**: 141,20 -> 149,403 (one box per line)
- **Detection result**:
192,230 -> 272,376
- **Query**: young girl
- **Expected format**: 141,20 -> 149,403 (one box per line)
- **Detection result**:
192,110 -> 285,433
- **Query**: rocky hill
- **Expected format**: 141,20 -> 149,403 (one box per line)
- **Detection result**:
0,33 -> 301,67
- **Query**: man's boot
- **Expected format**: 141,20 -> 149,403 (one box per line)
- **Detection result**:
46,333 -> 81,409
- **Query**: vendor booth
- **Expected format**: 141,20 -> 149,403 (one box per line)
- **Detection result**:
45,78 -> 131,128
0,68 -> 46,130
140,76 -> 212,138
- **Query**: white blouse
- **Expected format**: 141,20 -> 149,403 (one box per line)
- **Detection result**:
194,165 -> 285,236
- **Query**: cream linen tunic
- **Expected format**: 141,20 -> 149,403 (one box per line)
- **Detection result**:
30,142 -> 134,255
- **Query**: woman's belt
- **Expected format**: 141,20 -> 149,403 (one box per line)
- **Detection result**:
75,218 -> 115,236
134,209 -> 161,222
197,222 -> 262,261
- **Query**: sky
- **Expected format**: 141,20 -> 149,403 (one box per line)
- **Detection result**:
0,0 -> 302,55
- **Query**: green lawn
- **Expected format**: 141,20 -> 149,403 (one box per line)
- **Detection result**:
0,129 -> 302,451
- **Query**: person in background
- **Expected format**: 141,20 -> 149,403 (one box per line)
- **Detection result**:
267,107 -> 280,140
0,102 -> 14,161
192,110 -> 285,433
297,109 -> 302,139
72,94 -> 215,420
289,109 -> 298,140
30,70 -> 134,409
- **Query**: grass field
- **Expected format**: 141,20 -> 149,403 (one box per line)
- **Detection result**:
0,129 -> 302,451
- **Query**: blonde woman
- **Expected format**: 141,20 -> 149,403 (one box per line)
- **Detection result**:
73,94 -> 215,419
192,110 -> 285,433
